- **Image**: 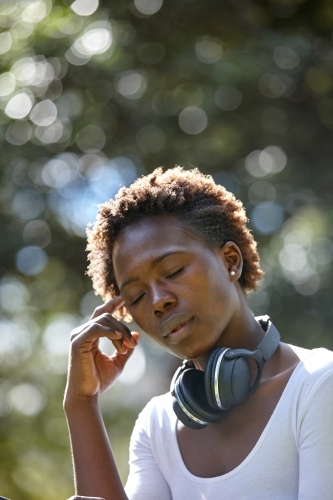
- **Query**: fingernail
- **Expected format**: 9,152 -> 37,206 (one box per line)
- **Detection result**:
123,339 -> 135,348
115,330 -> 122,337
131,331 -> 140,343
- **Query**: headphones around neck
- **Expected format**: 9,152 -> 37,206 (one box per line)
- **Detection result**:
170,316 -> 281,430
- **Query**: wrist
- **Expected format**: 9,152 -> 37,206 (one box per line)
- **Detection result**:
63,393 -> 99,414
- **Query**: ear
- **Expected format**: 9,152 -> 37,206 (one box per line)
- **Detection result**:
218,241 -> 243,281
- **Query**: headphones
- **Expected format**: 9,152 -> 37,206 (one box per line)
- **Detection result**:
170,316 -> 280,430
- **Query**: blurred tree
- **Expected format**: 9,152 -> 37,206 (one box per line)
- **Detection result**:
0,0 -> 332,498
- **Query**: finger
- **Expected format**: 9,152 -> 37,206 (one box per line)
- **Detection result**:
71,323 -> 123,351
89,313 -> 137,349
114,330 -> 140,354
90,296 -> 124,320
112,335 -> 126,354
70,315 -> 119,342
71,323 -> 137,356
110,335 -> 139,370
71,313 -> 137,349
122,331 -> 140,350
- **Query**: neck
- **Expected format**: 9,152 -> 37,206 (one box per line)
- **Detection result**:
193,298 -> 266,371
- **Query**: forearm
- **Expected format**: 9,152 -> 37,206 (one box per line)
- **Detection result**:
64,397 -> 128,500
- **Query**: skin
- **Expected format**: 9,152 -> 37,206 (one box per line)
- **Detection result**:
64,215 -> 300,498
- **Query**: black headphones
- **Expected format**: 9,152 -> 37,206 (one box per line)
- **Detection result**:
170,316 -> 281,430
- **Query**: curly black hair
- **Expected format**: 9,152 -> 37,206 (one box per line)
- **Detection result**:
86,167 -> 263,320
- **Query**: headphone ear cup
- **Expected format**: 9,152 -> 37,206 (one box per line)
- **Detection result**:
205,349 -> 252,410
172,396 -> 205,430
205,347 -> 227,409
175,368 -> 227,426
222,356 -> 252,406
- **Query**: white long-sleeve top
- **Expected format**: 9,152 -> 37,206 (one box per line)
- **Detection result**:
125,346 -> 333,499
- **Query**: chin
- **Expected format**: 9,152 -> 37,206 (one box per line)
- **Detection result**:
177,344 -> 210,362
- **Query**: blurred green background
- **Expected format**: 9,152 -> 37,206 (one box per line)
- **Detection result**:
0,0 -> 333,498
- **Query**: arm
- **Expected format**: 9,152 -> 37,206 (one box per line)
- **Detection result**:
298,368 -> 333,499
65,397 -> 125,500
64,297 -> 139,500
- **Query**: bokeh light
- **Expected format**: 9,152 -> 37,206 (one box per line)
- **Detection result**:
7,384 -> 45,416
5,92 -> 33,119
0,277 -> 30,312
71,0 -> 99,17
245,146 -> 287,177
23,220 -> 51,248
114,70 -> 147,100
178,106 -> 208,135
195,36 -> 223,64
252,202 -> 284,234
134,0 -> 163,16
15,246 -> 48,276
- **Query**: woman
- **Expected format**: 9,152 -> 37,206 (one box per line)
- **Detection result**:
64,167 -> 333,500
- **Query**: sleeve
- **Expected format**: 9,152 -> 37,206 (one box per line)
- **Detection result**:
298,368 -> 333,499
124,403 -> 172,500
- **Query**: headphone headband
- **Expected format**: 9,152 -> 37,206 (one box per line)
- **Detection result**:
224,316 -> 280,363
256,316 -> 281,362
217,316 -> 280,404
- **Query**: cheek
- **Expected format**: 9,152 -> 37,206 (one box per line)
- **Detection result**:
129,306 -> 153,334
201,272 -> 237,317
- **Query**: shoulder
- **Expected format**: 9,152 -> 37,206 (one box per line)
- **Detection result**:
288,346 -> 333,415
132,392 -> 175,438
290,345 -> 333,381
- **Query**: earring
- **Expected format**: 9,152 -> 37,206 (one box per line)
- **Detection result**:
230,270 -> 236,276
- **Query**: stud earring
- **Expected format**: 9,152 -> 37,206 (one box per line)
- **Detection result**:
230,270 -> 236,276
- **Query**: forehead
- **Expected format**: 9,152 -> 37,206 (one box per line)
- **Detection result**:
112,216 -> 208,277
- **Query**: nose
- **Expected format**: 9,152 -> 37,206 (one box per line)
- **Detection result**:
151,285 -> 176,316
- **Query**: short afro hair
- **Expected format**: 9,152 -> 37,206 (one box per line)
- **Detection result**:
86,167 -> 263,320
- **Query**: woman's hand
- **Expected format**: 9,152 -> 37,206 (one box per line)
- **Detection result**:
64,296 -> 139,403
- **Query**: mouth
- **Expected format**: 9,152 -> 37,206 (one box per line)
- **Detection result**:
170,319 -> 191,334
162,316 -> 194,340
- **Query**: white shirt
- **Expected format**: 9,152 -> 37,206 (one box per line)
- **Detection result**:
125,346 -> 333,499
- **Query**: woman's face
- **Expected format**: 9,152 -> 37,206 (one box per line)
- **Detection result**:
113,216 -> 242,361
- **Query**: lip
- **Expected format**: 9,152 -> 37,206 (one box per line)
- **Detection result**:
161,314 -> 194,341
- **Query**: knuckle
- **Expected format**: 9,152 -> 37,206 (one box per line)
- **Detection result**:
71,335 -> 82,349
92,304 -> 104,317
121,324 -> 131,335
70,327 -> 80,341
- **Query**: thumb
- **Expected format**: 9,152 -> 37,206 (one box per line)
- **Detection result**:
122,331 -> 140,351
132,331 -> 140,343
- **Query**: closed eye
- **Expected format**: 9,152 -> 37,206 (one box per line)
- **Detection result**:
167,268 -> 183,279
131,293 -> 144,306
130,268 -> 184,305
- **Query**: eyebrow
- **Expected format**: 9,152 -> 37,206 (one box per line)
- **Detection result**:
119,250 -> 184,293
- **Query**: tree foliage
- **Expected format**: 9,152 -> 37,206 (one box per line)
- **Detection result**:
0,0 -> 332,498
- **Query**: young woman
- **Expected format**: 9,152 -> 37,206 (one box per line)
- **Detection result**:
64,167 -> 333,500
